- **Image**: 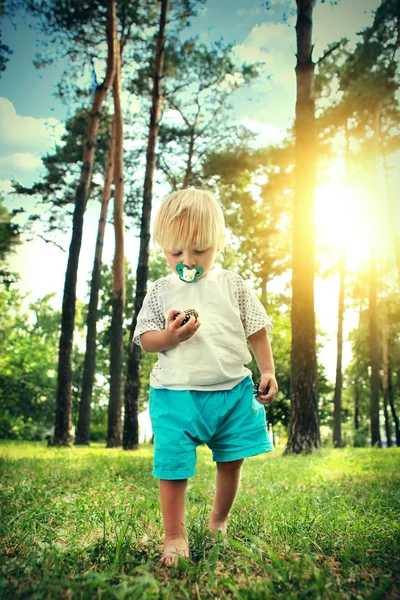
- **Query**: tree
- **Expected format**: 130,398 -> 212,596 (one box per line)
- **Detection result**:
198,144 -> 292,298
285,0 -> 320,454
0,289 -> 60,438
52,0 -> 117,446
107,37 -> 125,448
75,116 -> 116,445
336,1 -> 400,446
157,38 -> 258,189
123,0 -> 170,450
332,247 -> 345,448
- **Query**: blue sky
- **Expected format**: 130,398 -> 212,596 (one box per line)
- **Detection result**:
0,0 -> 382,378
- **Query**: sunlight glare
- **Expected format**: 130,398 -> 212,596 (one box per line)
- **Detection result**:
315,179 -> 375,272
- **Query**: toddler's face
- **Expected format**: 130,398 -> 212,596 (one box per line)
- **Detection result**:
163,244 -> 219,280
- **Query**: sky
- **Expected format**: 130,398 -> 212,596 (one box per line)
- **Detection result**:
1,0 -> 383,380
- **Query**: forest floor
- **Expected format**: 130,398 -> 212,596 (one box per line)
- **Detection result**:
0,442 -> 399,599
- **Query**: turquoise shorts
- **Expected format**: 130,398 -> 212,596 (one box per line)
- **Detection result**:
149,376 -> 273,480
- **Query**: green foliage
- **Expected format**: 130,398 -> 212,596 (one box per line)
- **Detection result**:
153,36 -> 259,189
199,145 -> 293,290
316,1 -> 400,155
0,0 -> 13,77
0,287 -> 88,439
0,197 -> 20,287
138,252 -> 171,409
0,444 -> 399,598
0,289 -> 60,438
344,283 -> 400,446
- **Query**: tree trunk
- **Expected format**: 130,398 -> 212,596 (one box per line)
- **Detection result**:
369,252 -> 381,447
261,274 -> 267,305
354,384 -> 360,432
333,248 -> 345,448
123,0 -> 170,450
382,152 -> 400,290
75,115 -> 116,446
388,367 -> 400,447
182,125 -> 196,189
382,299 -> 391,447
52,0 -> 116,447
369,105 -> 381,448
108,41 -> 125,448
285,0 -> 320,455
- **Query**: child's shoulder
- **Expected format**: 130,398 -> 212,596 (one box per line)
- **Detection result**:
148,274 -> 175,292
216,268 -> 245,285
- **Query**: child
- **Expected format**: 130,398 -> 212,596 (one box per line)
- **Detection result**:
133,189 -> 278,566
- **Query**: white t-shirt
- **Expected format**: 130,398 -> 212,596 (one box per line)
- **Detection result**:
133,267 -> 272,391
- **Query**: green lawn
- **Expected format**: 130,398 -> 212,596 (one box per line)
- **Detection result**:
0,442 -> 399,599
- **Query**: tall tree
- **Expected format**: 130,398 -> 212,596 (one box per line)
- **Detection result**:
333,247 -> 345,448
338,0 -> 400,446
285,0 -> 320,454
123,0 -> 170,450
52,0 -> 117,446
75,116 -> 116,446
108,40 -> 125,448
381,295 -> 391,446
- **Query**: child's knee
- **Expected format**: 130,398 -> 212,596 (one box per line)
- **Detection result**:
217,459 -> 244,474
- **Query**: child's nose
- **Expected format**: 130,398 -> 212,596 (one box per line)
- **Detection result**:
182,251 -> 196,266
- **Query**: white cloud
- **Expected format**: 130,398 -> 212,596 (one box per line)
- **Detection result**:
0,98 -> 65,185
0,97 -> 64,157
0,152 -> 43,172
240,118 -> 286,146
233,22 -> 296,129
0,179 -> 13,195
234,21 -> 296,84
236,7 -> 261,18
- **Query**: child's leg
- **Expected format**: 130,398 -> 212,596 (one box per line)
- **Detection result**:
159,478 -> 189,566
208,459 -> 244,534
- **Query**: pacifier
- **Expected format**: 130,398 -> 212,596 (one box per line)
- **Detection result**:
176,263 -> 204,283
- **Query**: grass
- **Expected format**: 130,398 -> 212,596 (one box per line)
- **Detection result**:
0,442 -> 399,599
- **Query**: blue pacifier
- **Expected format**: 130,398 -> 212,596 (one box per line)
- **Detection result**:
176,263 -> 204,283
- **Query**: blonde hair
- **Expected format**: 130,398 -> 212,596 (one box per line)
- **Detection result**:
153,189 -> 226,251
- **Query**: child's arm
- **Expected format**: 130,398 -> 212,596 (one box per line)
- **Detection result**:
248,328 -> 278,405
140,309 -> 201,353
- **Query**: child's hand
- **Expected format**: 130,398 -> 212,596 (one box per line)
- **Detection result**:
255,371 -> 278,405
165,309 -> 201,346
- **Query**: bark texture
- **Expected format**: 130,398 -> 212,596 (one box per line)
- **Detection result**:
123,0 -> 170,450
108,41 -> 125,448
285,0 -> 320,455
369,105 -> 381,448
182,111 -> 200,189
388,367 -> 400,447
368,253 -> 381,447
75,116 -> 116,446
382,301 -> 391,447
52,0 -> 116,446
333,249 -> 345,448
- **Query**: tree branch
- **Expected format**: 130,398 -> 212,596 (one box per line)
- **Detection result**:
316,41 -> 343,65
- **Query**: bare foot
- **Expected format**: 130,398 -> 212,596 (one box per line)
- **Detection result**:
159,535 -> 189,567
208,511 -> 228,536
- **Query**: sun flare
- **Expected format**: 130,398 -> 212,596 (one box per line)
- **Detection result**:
314,176 -> 389,272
